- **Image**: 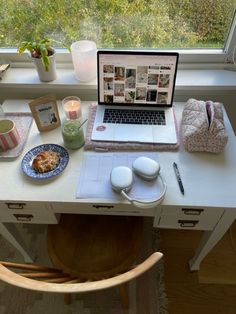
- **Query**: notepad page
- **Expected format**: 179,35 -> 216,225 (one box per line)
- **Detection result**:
76,152 -> 161,200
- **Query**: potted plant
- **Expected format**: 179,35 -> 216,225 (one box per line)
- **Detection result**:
18,38 -> 57,82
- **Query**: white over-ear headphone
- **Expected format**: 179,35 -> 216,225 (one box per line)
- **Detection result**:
110,156 -> 167,209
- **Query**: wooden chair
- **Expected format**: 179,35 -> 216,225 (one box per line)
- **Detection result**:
0,214 -> 163,309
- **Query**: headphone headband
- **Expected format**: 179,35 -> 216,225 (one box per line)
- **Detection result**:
120,173 -> 167,209
110,162 -> 167,209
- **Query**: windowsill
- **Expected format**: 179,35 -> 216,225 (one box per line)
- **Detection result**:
2,66 -> 236,88
1,65 -> 236,100
0,68 -> 96,89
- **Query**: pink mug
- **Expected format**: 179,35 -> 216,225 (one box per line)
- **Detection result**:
0,119 -> 20,151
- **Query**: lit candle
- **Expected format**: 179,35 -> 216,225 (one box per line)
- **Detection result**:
62,96 -> 81,120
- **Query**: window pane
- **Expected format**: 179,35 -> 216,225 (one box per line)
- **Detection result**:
0,0 -> 236,49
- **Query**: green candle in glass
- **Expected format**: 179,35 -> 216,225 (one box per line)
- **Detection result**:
62,96 -> 85,150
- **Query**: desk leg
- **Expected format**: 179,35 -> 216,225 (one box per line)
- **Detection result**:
189,211 -> 236,271
0,222 -> 35,263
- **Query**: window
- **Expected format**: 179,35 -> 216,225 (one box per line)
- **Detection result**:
0,0 -> 236,64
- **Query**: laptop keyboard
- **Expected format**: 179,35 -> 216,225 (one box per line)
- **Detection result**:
103,108 -> 166,125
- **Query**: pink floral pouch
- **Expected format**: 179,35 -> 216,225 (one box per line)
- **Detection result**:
181,98 -> 228,153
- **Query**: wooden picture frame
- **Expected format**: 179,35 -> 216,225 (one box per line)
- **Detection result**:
28,95 -> 61,132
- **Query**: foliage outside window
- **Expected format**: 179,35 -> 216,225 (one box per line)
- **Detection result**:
0,0 -> 236,49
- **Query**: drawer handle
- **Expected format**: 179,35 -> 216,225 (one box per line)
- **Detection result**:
6,202 -> 26,210
178,220 -> 199,228
13,214 -> 34,222
92,205 -> 114,209
182,208 -> 204,215
99,210 -> 141,214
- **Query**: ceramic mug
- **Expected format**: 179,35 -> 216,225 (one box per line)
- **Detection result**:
0,119 -> 20,151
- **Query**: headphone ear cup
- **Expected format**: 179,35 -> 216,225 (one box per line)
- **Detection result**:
110,166 -> 133,192
132,156 -> 160,181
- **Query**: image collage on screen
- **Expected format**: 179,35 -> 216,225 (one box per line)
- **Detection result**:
101,61 -> 175,105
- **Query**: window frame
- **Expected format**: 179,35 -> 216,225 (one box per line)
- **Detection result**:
224,8 -> 236,64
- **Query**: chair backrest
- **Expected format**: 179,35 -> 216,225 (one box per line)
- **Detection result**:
0,214 -> 163,309
0,252 -> 163,293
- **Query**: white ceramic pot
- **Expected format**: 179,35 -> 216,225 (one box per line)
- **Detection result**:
31,50 -> 57,82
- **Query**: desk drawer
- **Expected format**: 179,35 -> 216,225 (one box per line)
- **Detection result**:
157,207 -> 224,230
0,201 -> 48,211
50,202 -> 156,217
1,210 -> 60,224
0,202 -> 59,224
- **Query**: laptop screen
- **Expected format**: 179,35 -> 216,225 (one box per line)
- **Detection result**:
97,50 -> 179,107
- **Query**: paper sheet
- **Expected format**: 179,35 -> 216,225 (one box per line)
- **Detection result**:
76,152 -> 161,201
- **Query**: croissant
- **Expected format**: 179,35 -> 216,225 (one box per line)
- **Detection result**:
32,150 -> 60,173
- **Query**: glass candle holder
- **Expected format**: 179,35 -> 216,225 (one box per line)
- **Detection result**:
61,96 -> 85,149
62,96 -> 82,120
71,40 -> 97,83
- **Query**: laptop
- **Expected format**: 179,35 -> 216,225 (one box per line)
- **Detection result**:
91,50 -> 179,144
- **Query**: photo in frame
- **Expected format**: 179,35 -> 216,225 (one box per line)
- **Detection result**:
28,95 -> 61,132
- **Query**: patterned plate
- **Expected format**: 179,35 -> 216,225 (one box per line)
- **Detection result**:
21,144 -> 69,179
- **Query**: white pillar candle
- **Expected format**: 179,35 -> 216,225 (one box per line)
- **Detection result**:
71,40 -> 97,83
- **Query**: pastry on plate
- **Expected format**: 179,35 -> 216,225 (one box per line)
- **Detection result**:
32,150 -> 60,173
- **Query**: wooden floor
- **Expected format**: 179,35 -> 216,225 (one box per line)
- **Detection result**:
159,221 -> 236,314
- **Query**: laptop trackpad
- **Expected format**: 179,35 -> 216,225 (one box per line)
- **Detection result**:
114,125 -> 153,143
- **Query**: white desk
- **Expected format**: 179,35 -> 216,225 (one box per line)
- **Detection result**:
0,99 -> 236,271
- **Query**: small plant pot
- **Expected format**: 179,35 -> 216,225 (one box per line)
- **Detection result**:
31,50 -> 57,82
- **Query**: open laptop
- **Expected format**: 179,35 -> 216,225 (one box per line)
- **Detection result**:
91,50 -> 179,144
